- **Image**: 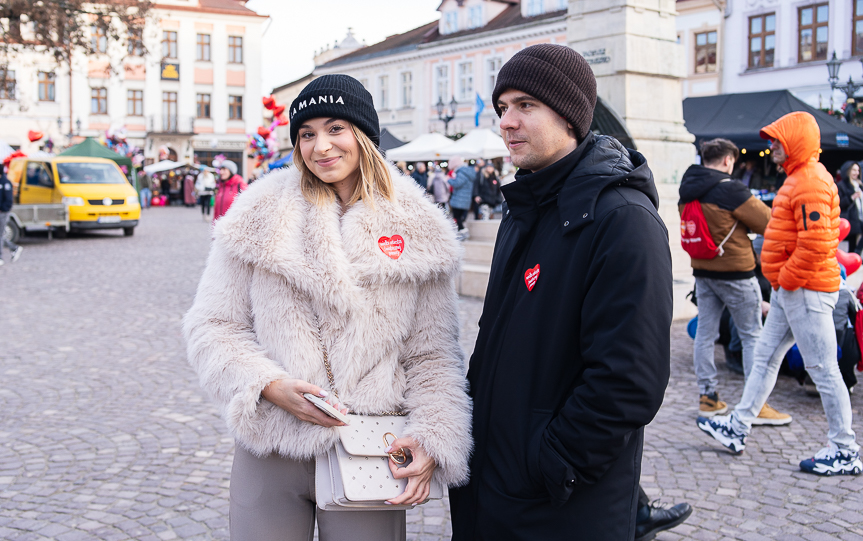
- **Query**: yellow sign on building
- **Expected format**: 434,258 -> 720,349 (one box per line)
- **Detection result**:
161,63 -> 180,80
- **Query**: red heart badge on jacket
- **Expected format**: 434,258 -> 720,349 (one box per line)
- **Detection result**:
524,264 -> 540,291
378,235 -> 404,260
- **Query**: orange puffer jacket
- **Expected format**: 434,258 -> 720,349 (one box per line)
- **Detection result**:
760,112 -> 840,293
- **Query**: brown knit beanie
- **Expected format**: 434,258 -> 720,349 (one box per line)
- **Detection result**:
492,44 -> 597,141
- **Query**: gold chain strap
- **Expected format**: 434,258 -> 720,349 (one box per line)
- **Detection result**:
313,315 -> 406,417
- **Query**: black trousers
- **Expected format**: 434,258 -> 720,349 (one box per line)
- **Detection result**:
199,195 -> 212,216
638,484 -> 649,509
452,208 -> 467,230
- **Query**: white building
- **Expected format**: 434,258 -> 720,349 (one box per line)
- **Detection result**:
0,0 -> 265,177
677,0 -> 863,109
311,0 -> 569,142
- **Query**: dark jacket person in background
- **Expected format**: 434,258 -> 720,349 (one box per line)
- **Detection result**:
449,44 -> 675,541
837,160 -> 863,253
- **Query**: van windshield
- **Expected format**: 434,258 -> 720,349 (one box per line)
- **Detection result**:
56,163 -> 127,184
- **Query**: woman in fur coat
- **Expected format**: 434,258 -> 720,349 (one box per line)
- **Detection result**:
183,75 -> 472,541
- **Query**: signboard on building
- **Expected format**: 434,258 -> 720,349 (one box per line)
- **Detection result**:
837,133 -> 850,147
161,63 -> 180,81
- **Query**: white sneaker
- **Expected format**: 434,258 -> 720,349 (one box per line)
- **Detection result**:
11,246 -> 22,262
0,259 -> 4,267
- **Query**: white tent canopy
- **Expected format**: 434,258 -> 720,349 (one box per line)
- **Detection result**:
143,160 -> 186,174
440,128 -> 509,159
385,133 -> 454,162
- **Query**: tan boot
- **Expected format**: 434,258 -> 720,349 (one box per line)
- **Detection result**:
750,403 -> 793,426
699,392 -> 728,417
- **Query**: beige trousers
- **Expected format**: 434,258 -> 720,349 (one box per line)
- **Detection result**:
230,445 -> 406,541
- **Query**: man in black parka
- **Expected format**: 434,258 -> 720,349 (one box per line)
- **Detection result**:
449,44 -> 673,540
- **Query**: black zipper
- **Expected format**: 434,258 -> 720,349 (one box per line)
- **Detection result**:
802,204 -> 808,230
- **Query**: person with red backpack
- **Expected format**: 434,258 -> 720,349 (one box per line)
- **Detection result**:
679,138 -> 790,424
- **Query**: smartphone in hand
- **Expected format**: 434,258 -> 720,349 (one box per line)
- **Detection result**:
303,393 -> 351,425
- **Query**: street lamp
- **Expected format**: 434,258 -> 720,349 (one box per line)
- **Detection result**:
436,95 -> 458,135
826,51 -> 863,122
75,118 -> 81,135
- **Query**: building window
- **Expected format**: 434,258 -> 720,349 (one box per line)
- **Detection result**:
127,90 -> 143,116
91,87 -> 107,114
228,36 -> 243,64
229,95 -> 243,120
162,31 -> 178,59
38,72 -> 55,101
468,6 -> 482,29
487,57 -> 502,97
855,1 -> 863,56
748,13 -> 775,68
127,29 -> 144,56
694,31 -> 718,73
196,33 -> 211,61
443,11 -> 458,33
91,25 -> 107,53
557,0 -> 568,11
197,93 -> 211,118
458,62 -> 473,101
799,3 -> 829,63
527,0 -> 544,16
0,70 -> 15,99
162,91 -> 178,131
359,78 -> 368,89
436,64 -> 449,102
378,75 -> 389,109
401,72 -> 412,107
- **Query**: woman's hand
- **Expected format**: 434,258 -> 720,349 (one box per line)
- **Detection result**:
385,436 -> 437,505
261,379 -> 348,428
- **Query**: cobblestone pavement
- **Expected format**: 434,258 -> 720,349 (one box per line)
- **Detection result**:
1,207 -> 862,540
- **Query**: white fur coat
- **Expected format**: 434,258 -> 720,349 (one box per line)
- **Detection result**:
183,165 -> 472,487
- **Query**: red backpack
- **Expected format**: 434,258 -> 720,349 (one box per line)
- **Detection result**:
680,199 -> 737,260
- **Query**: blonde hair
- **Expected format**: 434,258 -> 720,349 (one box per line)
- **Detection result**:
293,124 -> 395,209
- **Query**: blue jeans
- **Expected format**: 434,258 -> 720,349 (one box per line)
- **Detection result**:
731,287 -> 859,452
0,211 -> 19,257
694,276 -> 763,395
139,188 -> 152,208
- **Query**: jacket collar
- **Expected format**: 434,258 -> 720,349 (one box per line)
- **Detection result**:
214,164 -> 461,315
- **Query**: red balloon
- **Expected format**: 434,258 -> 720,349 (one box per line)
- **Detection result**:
840,217 -> 851,242
3,150 -> 26,165
272,104 -> 286,117
27,130 -> 44,142
837,249 -> 862,275
276,114 -> 289,126
262,95 -> 276,110
257,126 -> 271,138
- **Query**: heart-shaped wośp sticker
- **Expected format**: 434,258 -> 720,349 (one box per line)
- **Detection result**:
378,235 -> 404,260
524,264 -> 540,291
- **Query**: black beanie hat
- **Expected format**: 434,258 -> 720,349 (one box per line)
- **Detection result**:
289,74 -> 381,146
492,44 -> 597,141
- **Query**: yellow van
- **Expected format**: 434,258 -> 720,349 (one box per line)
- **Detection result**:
11,156 -> 140,236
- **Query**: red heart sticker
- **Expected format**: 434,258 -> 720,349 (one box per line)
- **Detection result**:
378,235 -> 404,260
524,264 -> 540,291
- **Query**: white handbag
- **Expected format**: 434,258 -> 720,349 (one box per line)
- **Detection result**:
312,317 -> 444,511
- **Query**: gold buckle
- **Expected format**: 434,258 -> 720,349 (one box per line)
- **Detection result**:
383,432 -> 407,464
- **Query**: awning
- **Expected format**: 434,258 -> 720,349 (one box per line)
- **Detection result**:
379,129 -> 407,152
440,128 -> 508,159
385,133 -> 455,162
683,90 -> 863,151
143,160 -> 187,174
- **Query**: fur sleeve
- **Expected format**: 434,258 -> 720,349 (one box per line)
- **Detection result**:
400,273 -> 473,487
183,242 -> 292,443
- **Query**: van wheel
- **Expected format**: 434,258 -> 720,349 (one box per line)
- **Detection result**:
4,219 -> 20,244
123,227 -> 135,237
54,227 -> 67,239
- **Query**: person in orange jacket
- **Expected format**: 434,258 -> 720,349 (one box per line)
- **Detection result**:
698,111 -> 861,476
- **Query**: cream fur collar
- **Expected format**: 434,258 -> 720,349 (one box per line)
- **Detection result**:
214,164 -> 461,315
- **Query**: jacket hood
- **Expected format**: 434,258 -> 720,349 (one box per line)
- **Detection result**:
557,134 -> 658,233
840,160 -> 858,184
759,111 -> 821,176
220,174 -> 244,186
678,164 -> 732,203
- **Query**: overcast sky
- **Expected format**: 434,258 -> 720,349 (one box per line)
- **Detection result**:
245,0 -> 443,94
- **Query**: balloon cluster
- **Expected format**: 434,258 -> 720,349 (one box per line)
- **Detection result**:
103,127 -> 144,165
248,95 -> 289,168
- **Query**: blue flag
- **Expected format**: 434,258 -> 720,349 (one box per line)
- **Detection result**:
475,92 -> 485,127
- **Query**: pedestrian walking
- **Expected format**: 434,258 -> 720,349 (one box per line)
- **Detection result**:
837,160 -> 863,253
698,111 -> 862,476
429,165 -> 450,210
679,138 -> 790,424
212,161 -> 246,223
183,174 -> 196,207
448,44 -> 675,540
195,168 -> 216,219
139,173 -> 153,209
0,169 -> 22,267
447,157 -> 473,237
472,162 -> 503,219
410,161 -> 428,192
183,74 -> 472,541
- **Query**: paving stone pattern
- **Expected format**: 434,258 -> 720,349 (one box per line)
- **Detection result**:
1,207 -> 862,540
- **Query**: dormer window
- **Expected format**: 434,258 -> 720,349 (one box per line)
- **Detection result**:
527,0 -> 544,17
468,6 -> 483,29
444,11 -> 459,34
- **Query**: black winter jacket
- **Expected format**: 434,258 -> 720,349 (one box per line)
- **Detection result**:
450,133 -> 672,540
837,161 -> 862,236
0,172 -> 13,212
